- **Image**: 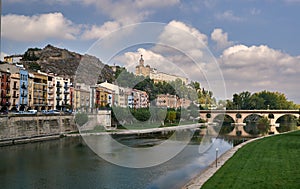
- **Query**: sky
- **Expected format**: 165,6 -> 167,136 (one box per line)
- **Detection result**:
1,0 -> 300,103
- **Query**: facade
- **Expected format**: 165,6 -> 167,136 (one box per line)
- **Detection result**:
4,55 -> 23,64
74,83 -> 90,112
0,69 -> 11,111
95,85 -> 114,108
133,89 -> 149,109
10,73 -> 20,109
98,81 -> 119,106
156,94 -> 178,108
19,69 -> 29,111
53,76 -> 71,110
27,73 -> 34,109
156,94 -> 191,109
32,71 -> 48,110
135,55 -> 188,84
47,74 -> 55,110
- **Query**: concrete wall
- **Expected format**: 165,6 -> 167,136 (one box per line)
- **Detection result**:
0,115 -> 77,140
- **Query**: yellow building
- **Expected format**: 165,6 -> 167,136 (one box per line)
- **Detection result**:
74,83 -> 90,112
95,86 -> 114,108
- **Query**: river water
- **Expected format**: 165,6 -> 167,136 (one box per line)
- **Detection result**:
0,133 -> 237,189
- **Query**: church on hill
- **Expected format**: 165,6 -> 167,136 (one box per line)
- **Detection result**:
135,55 -> 188,84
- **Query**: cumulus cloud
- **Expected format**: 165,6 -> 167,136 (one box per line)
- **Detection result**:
2,12 -> 80,42
211,28 -> 234,49
156,20 -> 208,59
81,21 -> 121,40
219,44 -> 300,101
215,10 -> 243,22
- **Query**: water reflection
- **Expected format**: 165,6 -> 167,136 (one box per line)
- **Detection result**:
0,134 -> 245,189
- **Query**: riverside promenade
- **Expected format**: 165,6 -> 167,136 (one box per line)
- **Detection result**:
66,123 -> 201,136
182,134 -> 274,189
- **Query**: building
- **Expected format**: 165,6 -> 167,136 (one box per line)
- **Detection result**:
74,83 -> 90,112
156,94 -> 191,109
47,74 -> 55,110
9,73 -> 20,110
98,81 -> 119,106
32,71 -> 48,110
133,89 -> 149,109
0,69 -> 11,111
135,55 -> 188,84
95,85 -> 114,108
53,76 -> 71,111
19,69 -> 29,111
156,94 -> 178,108
4,55 -> 23,64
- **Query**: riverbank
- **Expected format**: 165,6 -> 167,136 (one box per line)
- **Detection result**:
0,133 -> 62,146
183,130 -> 299,189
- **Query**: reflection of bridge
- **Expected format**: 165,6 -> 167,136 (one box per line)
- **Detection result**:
199,110 -> 300,136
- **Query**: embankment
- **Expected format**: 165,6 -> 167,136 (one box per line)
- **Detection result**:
0,115 -> 77,146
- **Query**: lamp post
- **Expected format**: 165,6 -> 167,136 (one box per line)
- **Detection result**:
216,148 -> 219,168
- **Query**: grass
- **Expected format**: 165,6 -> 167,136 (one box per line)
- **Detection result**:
202,130 -> 300,189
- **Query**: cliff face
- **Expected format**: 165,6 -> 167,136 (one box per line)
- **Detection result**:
22,44 -> 114,82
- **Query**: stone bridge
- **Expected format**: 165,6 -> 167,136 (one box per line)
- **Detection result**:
199,110 -> 300,136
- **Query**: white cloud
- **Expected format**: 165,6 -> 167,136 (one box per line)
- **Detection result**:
81,21 -> 121,40
215,10 -> 243,22
211,28 -> 234,49
2,12 -> 80,42
219,44 -> 300,101
156,20 -> 208,59
82,0 -> 179,25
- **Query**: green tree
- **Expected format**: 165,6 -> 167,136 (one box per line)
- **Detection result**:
257,116 -> 271,135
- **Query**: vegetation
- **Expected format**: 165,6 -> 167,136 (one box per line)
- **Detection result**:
226,91 -> 297,110
111,105 -> 199,129
202,131 -> 300,189
113,67 -> 215,106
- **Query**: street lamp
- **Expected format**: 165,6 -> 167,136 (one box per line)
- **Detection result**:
216,148 -> 219,168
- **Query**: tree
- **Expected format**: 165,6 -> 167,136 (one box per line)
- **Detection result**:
257,116 -> 271,135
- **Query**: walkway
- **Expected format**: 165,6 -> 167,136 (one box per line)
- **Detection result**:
182,135 -> 268,189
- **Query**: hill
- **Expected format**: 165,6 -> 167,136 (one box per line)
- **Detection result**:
21,44 -> 114,82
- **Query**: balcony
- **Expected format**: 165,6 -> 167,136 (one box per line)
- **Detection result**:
21,84 -> 27,89
64,91 -> 70,94
56,90 -> 62,95
56,83 -> 62,88
13,86 -> 19,90
21,93 -> 27,97
12,94 -> 19,98
56,97 -> 62,101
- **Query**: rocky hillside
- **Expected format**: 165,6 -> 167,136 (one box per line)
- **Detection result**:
21,44 -> 114,82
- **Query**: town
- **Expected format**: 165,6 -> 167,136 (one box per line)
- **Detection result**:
0,46 -> 206,115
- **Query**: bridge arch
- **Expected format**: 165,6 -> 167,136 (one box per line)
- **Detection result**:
243,114 -> 263,135
275,114 -> 299,133
212,114 -> 235,134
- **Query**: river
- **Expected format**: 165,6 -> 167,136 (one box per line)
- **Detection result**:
0,132 -> 241,189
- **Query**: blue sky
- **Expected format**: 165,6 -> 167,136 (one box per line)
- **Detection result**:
1,0 -> 300,103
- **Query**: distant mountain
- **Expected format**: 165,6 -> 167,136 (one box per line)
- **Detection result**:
21,44 -> 114,83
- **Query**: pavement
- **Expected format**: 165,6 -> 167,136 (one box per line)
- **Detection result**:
182,136 -> 265,189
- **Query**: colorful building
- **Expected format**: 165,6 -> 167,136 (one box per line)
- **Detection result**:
10,73 -> 20,110
19,69 -> 28,111
0,69 -> 11,111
